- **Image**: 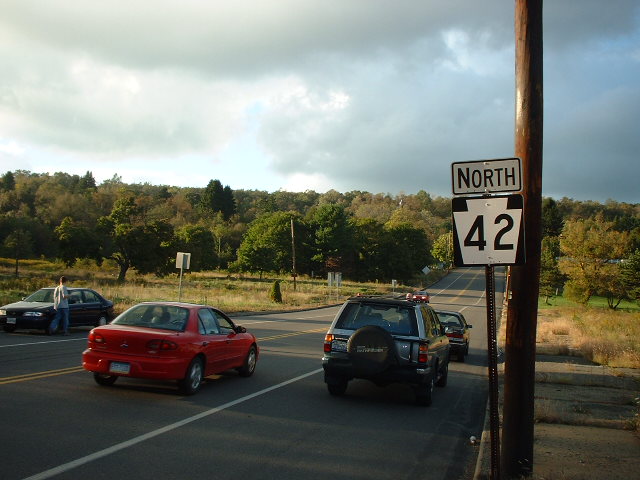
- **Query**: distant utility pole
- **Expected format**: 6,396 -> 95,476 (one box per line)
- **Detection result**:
291,218 -> 297,291
502,0 -> 544,478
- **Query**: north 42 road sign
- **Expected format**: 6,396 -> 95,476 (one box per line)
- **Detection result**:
452,194 -> 525,266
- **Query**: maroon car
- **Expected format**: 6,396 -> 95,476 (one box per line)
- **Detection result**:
406,290 -> 430,303
83,302 -> 258,395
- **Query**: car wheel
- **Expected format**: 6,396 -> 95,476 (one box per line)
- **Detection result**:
458,349 -> 466,362
415,372 -> 434,406
327,379 -> 348,396
93,373 -> 118,386
237,345 -> 257,377
179,357 -> 204,395
347,325 -> 397,376
436,360 -> 448,387
3,324 -> 16,333
96,315 -> 108,327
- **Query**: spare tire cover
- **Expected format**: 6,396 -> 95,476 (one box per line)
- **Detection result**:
347,325 -> 397,376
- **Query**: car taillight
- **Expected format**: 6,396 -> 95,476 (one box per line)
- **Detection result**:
146,339 -> 178,351
418,342 -> 429,363
89,332 -> 105,343
324,334 -> 334,353
448,332 -> 464,339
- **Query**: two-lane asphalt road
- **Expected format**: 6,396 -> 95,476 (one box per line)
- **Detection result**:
0,267 -> 504,480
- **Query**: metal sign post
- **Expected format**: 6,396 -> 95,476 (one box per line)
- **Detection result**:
451,158 -> 525,480
176,252 -> 191,302
485,264 -> 500,480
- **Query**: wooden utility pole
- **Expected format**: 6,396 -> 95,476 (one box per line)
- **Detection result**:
502,0 -> 543,477
291,218 -> 297,291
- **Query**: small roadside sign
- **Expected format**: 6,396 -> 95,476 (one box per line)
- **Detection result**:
451,157 -> 521,195
452,194 -> 525,266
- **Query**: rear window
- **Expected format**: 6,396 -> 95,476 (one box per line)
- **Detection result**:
335,302 -> 418,336
437,312 -> 464,329
112,304 -> 189,332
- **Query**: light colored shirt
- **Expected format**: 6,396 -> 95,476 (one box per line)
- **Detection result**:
53,285 -> 69,310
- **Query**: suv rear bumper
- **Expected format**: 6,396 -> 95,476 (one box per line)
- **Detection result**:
322,355 -> 433,385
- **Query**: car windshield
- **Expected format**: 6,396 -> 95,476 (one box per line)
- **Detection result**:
112,304 -> 189,332
437,313 -> 463,328
336,302 -> 418,336
24,289 -> 54,303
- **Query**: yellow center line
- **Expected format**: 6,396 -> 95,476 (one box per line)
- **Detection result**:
0,366 -> 85,385
1,327 -> 328,385
257,327 -> 327,342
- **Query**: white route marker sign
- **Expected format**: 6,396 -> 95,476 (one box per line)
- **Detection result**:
452,194 -> 525,266
451,158 -> 521,195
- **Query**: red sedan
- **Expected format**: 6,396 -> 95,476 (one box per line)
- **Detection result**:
406,290 -> 430,303
82,302 -> 259,395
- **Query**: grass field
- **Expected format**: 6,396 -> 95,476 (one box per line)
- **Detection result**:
0,257 -> 443,314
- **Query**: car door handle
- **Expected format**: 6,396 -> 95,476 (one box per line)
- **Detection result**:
202,342 -> 209,346
226,339 -> 232,344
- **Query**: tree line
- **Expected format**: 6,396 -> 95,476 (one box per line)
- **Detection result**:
1,170 -> 639,303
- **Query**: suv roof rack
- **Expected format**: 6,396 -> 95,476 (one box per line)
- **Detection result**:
351,293 -> 407,300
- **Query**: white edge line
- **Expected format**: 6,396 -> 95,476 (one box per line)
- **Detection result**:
22,368 -> 324,480
0,338 -> 85,348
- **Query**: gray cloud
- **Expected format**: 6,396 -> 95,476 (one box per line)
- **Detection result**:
0,1 -> 638,203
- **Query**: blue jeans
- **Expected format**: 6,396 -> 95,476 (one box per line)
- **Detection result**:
50,308 -> 70,334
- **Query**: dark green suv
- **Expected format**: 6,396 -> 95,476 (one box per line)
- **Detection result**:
322,295 -> 450,406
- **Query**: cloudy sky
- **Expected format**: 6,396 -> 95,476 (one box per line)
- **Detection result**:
0,1 -> 638,203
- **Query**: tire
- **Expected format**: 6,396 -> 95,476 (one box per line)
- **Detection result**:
96,315 -> 108,327
237,345 -> 257,377
458,350 -> 466,363
436,360 -> 448,387
179,357 -> 204,395
327,380 -> 348,396
415,372 -> 434,406
3,324 -> 16,333
93,373 -> 118,386
347,326 -> 397,376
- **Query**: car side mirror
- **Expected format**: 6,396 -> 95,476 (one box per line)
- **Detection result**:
467,324 -> 473,328
444,326 -> 453,334
235,325 -> 247,334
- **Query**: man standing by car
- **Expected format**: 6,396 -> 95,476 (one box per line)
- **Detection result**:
50,276 -> 70,335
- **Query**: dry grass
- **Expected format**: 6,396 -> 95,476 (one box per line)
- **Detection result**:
501,305 -> 640,369
0,257 -> 447,316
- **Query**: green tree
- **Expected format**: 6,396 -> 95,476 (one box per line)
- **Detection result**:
97,196 -> 175,282
3,228 -> 32,276
352,218 -> 388,281
174,224 -> 218,271
431,231 -> 454,268
307,203 -> 355,275
541,198 -> 564,237
384,223 -> 431,284
0,171 -> 16,191
559,215 -> 630,307
620,250 -> 640,304
55,216 -> 101,267
235,212 -> 304,277
539,236 -> 564,304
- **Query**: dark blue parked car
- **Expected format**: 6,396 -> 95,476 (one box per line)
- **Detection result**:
0,288 -> 115,333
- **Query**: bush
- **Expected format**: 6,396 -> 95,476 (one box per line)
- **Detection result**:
269,280 -> 283,303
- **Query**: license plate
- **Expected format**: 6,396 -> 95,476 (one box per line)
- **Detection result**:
332,340 -> 347,352
7,317 -> 16,324
109,362 -> 130,374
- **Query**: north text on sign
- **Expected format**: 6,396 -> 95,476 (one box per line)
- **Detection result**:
451,158 -> 522,195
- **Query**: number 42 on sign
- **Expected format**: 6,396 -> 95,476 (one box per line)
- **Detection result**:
452,194 -> 525,267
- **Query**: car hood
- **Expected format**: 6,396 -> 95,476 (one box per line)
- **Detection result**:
1,301 -> 53,312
